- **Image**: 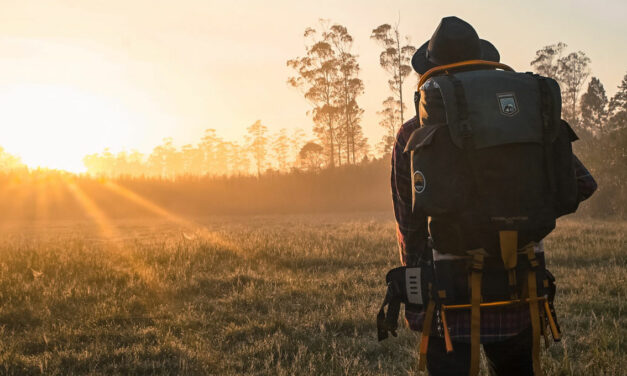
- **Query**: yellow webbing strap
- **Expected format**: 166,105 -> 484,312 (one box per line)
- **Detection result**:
417,60 -> 515,88
469,253 -> 484,376
418,299 -> 436,371
440,307 -> 454,353
544,300 -> 562,341
499,231 -> 519,269
526,248 -> 544,376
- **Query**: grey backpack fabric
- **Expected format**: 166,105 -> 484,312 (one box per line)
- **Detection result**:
406,69 -> 579,256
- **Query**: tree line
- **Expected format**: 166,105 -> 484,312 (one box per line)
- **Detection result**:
0,23 -> 624,217
82,123 -> 310,178
78,34 -> 627,217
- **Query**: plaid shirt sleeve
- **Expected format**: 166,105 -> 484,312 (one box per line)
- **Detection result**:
391,117 -> 429,267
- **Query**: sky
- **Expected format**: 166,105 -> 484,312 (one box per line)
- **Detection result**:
0,0 -> 625,172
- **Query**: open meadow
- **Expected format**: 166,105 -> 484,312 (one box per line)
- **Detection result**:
0,213 -> 624,375
0,1 -> 625,375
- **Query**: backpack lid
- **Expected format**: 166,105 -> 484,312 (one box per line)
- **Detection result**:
404,123 -> 445,153
423,70 -> 561,150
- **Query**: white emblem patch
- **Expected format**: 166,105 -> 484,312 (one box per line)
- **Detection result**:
497,92 -> 519,117
413,171 -> 426,194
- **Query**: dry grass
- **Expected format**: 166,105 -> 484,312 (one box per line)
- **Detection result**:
0,213 -> 624,375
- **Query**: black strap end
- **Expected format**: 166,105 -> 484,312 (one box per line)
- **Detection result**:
377,307 -> 389,341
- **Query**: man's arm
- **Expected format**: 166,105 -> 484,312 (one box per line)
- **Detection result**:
391,117 -> 429,266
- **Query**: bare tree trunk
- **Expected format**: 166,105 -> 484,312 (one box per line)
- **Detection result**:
337,139 -> 342,166
396,28 -> 404,127
328,118 -> 335,167
346,130 -> 350,164
351,123 -> 356,163
345,88 -> 351,164
324,70 -> 335,168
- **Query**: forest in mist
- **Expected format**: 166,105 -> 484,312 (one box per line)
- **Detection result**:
0,23 -> 625,219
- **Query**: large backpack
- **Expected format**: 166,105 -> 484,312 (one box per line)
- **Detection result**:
406,61 -> 579,256
402,60 -> 576,376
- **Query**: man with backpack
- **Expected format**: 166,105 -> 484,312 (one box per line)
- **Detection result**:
379,16 -> 597,376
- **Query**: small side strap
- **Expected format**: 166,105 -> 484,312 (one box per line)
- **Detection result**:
542,310 -> 551,349
499,231 -> 519,299
418,299 -> 436,371
376,290 -> 400,341
376,301 -> 389,341
377,269 -> 405,341
414,90 -> 421,119
526,248 -> 544,376
507,270 -> 518,300
469,252 -> 484,376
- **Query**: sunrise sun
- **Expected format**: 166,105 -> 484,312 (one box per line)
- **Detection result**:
0,84 -> 139,173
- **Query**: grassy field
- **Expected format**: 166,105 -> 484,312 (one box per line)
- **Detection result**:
0,213 -> 624,375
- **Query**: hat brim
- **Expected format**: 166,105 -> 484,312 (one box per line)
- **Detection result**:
411,39 -> 500,75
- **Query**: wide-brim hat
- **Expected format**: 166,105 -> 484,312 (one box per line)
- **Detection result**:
412,16 -> 500,75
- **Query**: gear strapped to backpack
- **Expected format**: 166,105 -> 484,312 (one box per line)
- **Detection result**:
378,60 -> 576,376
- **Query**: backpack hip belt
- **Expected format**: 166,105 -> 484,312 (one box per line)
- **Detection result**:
418,236 -> 561,376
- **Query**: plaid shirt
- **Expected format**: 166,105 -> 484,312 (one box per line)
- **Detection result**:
392,116 -> 597,343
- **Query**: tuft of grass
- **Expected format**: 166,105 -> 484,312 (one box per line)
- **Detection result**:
0,213 -> 624,375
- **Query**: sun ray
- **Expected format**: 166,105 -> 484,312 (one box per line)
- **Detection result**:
63,178 -> 163,294
46,173 -> 69,221
34,175 -> 51,223
101,180 -> 239,251
103,181 -> 193,227
0,173 -> 31,233
65,179 -> 118,240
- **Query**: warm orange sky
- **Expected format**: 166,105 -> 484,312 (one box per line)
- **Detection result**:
0,0 -> 625,172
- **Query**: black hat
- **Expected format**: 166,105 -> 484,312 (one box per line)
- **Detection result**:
411,16 -> 500,75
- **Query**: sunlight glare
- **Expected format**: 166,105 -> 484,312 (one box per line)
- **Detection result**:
0,84 -> 142,173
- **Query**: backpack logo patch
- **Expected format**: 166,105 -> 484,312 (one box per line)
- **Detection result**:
497,92 -> 519,117
413,171 -> 426,194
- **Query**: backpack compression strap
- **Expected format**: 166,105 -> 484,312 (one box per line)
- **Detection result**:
417,290 -> 436,371
427,250 -> 485,376
500,231 -> 520,299
416,251 -> 486,376
417,60 -> 515,89
526,246 -> 545,376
